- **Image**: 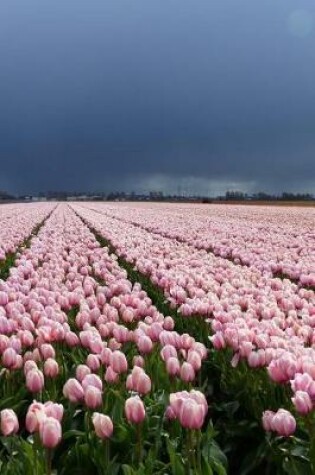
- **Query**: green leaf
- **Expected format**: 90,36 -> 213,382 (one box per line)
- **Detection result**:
283,458 -> 313,475
122,465 -> 135,475
166,439 -> 185,475
201,454 -> 214,475
309,434 -> 315,472
202,438 -> 228,470
211,460 -> 227,475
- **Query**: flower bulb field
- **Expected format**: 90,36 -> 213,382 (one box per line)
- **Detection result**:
0,202 -> 314,475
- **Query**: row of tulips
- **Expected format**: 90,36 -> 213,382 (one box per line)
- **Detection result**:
71,204 -> 315,442
0,204 -> 222,474
84,202 -> 315,287
0,203 -> 54,263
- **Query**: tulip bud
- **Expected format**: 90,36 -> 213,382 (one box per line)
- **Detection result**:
180,362 -> 195,382
178,399 -> 205,430
166,357 -> 180,377
84,386 -> 102,409
125,396 -> 146,424
76,364 -> 91,382
86,354 -> 101,372
44,402 -> 64,422
272,409 -> 296,437
26,402 -> 46,433
0,409 -> 19,436
292,391 -> 313,415
26,369 -> 45,393
92,413 -> 113,439
63,378 -> 84,403
2,347 -> 18,369
82,374 -> 103,391
44,359 -> 59,378
39,417 -> 62,448
104,366 -> 119,384
110,351 -> 128,374
137,336 -> 153,354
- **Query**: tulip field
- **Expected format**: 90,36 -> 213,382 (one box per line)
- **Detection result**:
0,203 -> 314,474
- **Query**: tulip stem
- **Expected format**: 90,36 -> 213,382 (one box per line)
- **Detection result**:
33,433 -> 40,475
46,448 -> 52,475
137,423 -> 142,466
305,415 -> 315,470
186,430 -> 197,473
196,430 -> 202,473
85,411 -> 91,443
104,439 -> 110,467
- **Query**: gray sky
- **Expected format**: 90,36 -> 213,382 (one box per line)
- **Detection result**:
0,0 -> 314,195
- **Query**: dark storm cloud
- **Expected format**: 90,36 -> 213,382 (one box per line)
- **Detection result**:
0,0 -> 314,194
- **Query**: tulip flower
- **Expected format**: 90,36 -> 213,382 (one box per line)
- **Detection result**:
0,409 -> 19,436
92,413 -> 113,439
26,369 -> 45,393
39,417 -> 62,448
125,396 -> 146,424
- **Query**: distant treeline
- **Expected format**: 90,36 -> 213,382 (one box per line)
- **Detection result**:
0,191 -> 16,201
1,189 -> 314,203
223,191 -> 315,201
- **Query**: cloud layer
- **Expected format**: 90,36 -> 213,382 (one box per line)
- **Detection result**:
0,0 -> 314,194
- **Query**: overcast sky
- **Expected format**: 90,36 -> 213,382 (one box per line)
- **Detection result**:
0,0 -> 314,195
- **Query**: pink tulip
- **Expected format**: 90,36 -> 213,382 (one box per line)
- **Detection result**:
84,385 -> 102,409
187,351 -> 202,371
63,378 -> 84,403
86,354 -> 101,372
0,335 -> 9,353
65,331 -> 79,347
165,405 -> 176,420
133,355 -> 145,368
44,402 -> 64,421
12,354 -> 23,370
92,413 -> 113,439
39,417 -> 62,448
2,347 -> 18,369
163,316 -> 175,331
100,347 -> 112,365
247,351 -> 261,368
290,373 -> 313,393
181,334 -> 195,350
262,410 -> 275,432
110,351 -> 128,374
189,390 -> 208,416
166,357 -> 180,377
0,292 -> 8,306
26,402 -> 46,433
104,366 -> 119,384
160,345 -> 177,361
40,344 -> 55,360
180,362 -> 195,382
76,364 -> 91,382
125,396 -> 146,424
169,390 -> 208,429
178,399 -> 205,430
191,343 -> 207,360
82,374 -> 103,391
0,409 -> 19,436
272,409 -> 296,437
26,369 -> 45,393
24,360 -> 38,376
126,367 -> 151,395
44,359 -> 59,378
292,391 -> 313,415
137,336 -> 153,354
108,339 -> 122,352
